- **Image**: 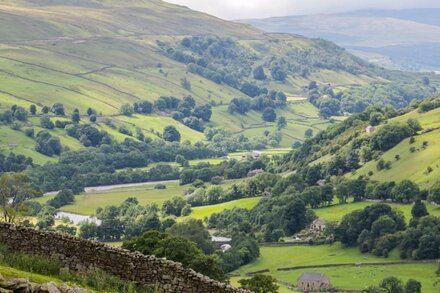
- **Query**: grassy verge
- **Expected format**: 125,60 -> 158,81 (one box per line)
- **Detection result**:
0,244 -> 153,293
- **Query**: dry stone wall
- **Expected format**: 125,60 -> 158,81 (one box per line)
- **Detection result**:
0,222 -> 250,293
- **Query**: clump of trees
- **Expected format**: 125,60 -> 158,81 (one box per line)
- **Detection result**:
239,275 -> 279,293
47,189 -> 75,209
307,78 -> 437,116
122,230 -> 226,281
0,153 -> 33,173
336,202 -> 440,260
365,276 -> 421,293
35,131 -> 62,156
228,91 -> 287,115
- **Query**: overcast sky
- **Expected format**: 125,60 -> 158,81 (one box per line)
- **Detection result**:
165,0 -> 440,19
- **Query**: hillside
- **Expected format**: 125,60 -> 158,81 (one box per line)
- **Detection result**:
284,95 -> 440,188
0,0 -> 439,163
240,8 -> 440,71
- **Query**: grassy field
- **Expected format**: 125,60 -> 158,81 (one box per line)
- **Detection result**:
231,244 -> 438,292
210,102 -> 332,147
314,200 -> 440,223
228,148 -> 291,160
36,181 -> 186,215
185,197 -> 262,220
346,106 -> 440,188
232,263 -> 438,293
37,179 -> 245,216
348,129 -> 440,188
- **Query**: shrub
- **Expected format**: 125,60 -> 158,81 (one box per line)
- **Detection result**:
24,127 -> 34,138
154,184 -> 166,190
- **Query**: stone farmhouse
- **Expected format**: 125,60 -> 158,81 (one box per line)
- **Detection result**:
297,272 -> 331,292
311,219 -> 328,232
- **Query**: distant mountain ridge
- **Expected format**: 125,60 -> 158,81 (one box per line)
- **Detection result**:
347,8 -> 440,26
239,8 -> 440,71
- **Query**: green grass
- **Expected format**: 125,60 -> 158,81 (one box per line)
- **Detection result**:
228,148 -> 291,160
210,102 -> 331,147
232,263 -> 438,293
115,114 -> 205,142
185,197 -> 262,220
314,201 -> 440,223
36,182 -> 186,215
0,126 -> 57,164
0,265 -> 63,284
231,244 -> 438,292
188,158 -> 225,166
234,243 -> 401,276
348,129 -> 440,188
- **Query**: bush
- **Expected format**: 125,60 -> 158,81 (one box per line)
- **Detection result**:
55,120 -> 72,129
40,115 -> 54,129
24,127 -> 34,138
210,176 -> 223,185
154,184 -> 166,190
120,104 -> 134,116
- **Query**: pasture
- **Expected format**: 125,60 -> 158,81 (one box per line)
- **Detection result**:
231,244 -> 438,292
185,197 -> 262,220
36,181 -> 185,215
210,102 -> 331,147
348,129 -> 440,188
232,263 -> 437,293
314,200 -> 440,223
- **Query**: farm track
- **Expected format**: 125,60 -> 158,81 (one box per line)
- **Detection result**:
44,180 -> 179,196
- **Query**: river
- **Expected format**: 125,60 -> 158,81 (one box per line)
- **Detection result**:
55,211 -> 102,226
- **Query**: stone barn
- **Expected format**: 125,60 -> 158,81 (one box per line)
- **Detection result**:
297,272 -> 331,292
311,219 -> 327,232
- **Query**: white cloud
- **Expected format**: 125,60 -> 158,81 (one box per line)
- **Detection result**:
165,0 -> 440,19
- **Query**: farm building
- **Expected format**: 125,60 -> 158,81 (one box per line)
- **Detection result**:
311,219 -> 327,232
366,125 -> 376,134
297,272 -> 331,292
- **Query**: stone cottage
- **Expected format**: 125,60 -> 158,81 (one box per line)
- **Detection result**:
311,219 -> 327,232
366,125 -> 376,134
297,272 -> 331,292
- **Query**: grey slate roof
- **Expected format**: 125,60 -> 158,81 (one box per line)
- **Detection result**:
298,272 -> 326,282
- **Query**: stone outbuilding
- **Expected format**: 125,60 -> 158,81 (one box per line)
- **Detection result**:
366,125 -> 376,134
311,219 -> 328,232
297,272 -> 331,292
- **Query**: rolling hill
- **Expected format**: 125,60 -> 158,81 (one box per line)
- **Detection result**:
284,95 -> 440,188
0,0 -> 438,163
240,8 -> 440,71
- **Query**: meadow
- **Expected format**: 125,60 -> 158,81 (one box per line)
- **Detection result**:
230,244 -> 438,292
36,179 -> 250,217
185,197 -> 262,220
210,101 -> 332,147
231,263 -> 438,293
348,129 -> 440,188
314,200 -> 440,223
36,181 -> 185,215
